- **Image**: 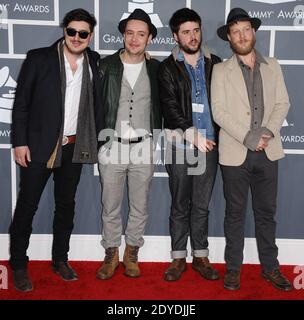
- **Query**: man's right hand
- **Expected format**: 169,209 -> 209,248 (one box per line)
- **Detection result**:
14,146 -> 31,167
255,134 -> 271,152
185,128 -> 216,152
194,134 -> 216,153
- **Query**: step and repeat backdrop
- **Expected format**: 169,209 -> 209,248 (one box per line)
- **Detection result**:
1,0 -> 304,261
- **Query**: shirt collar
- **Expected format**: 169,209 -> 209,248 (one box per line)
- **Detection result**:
177,49 -> 204,65
237,49 -> 267,68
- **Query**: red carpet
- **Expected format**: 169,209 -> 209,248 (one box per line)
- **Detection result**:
0,261 -> 303,300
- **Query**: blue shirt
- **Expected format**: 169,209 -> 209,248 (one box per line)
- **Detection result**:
177,51 -> 216,142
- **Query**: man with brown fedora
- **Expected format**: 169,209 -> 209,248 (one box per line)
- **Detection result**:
96,8 -> 162,280
211,8 -> 292,291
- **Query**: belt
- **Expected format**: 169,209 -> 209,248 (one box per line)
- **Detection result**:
115,134 -> 151,144
62,135 -> 76,146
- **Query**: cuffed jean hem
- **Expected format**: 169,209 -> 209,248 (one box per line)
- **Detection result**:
100,239 -> 121,250
171,250 -> 187,259
192,249 -> 209,258
125,239 -> 144,248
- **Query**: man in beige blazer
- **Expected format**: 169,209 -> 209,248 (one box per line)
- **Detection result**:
211,8 -> 292,291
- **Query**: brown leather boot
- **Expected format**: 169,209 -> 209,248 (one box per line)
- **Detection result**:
192,257 -> 220,280
96,247 -> 119,280
164,258 -> 187,281
262,269 -> 293,291
123,244 -> 140,278
224,270 -> 240,290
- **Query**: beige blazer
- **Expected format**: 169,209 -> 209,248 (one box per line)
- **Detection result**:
211,54 -> 290,166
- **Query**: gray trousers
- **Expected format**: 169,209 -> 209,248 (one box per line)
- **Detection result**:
98,140 -> 154,249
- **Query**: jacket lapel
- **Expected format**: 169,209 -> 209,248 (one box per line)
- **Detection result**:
227,55 -> 250,109
49,45 -> 63,113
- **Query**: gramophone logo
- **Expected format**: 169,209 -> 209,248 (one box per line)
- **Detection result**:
0,67 -> 17,124
121,0 -> 163,28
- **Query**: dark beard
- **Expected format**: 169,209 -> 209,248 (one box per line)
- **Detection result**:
179,39 -> 202,55
230,37 -> 256,55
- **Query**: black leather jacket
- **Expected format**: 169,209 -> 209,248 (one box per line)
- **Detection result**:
158,46 -> 221,138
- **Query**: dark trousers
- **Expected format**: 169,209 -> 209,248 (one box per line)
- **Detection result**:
221,150 -> 280,272
165,145 -> 218,258
9,144 -> 82,270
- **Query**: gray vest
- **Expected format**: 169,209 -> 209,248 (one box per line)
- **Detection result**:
115,60 -> 151,137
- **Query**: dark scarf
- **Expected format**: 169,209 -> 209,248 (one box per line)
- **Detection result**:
47,40 -> 97,168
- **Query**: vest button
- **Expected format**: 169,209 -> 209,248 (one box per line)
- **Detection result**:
129,114 -> 132,118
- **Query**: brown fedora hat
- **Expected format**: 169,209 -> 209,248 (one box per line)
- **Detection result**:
217,7 -> 261,41
118,8 -> 157,39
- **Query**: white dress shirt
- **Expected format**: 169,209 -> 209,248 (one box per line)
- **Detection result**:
63,54 -> 83,136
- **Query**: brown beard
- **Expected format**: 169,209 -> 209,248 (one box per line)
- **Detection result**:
230,37 -> 256,55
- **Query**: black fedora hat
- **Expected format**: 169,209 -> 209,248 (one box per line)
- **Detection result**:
118,8 -> 157,39
217,7 -> 261,41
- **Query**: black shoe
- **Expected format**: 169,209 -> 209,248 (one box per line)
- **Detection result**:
262,269 -> 293,291
52,261 -> 78,281
224,270 -> 240,290
13,269 -> 33,292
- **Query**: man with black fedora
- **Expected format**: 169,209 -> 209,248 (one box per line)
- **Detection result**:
211,8 -> 292,291
96,9 -> 162,280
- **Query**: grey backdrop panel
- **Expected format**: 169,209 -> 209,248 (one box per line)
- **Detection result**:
0,0 -> 303,240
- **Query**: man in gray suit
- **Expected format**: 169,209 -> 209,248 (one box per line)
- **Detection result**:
211,8 -> 292,291
96,9 -> 162,280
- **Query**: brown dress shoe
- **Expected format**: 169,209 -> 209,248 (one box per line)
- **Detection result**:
224,270 -> 240,290
192,257 -> 220,280
123,244 -> 140,278
13,269 -> 33,292
262,269 -> 293,291
164,258 -> 187,281
96,247 -> 119,280
52,261 -> 78,281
